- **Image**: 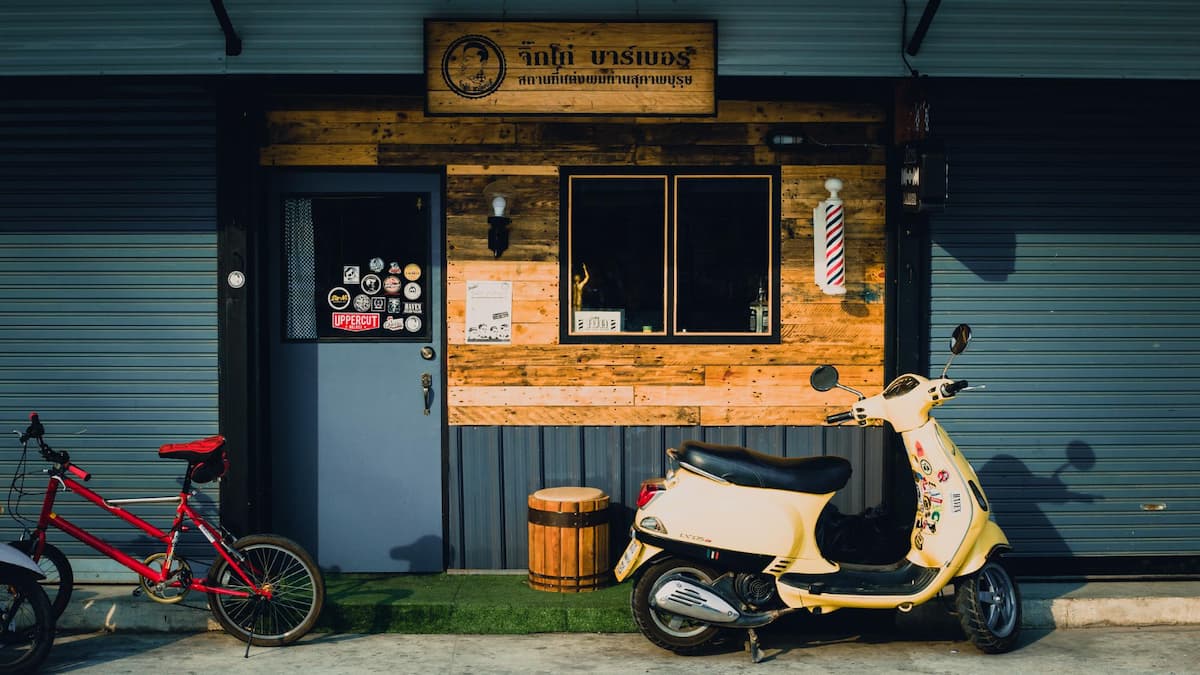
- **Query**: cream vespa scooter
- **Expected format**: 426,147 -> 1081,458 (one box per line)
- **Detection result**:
615,325 -> 1020,660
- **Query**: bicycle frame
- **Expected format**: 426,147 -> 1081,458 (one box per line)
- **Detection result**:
29,473 -> 257,599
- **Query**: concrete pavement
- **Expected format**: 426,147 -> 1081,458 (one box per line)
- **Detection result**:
41,626 -> 1200,673
53,579 -> 1200,635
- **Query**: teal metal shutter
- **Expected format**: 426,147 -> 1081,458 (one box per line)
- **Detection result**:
925,80 -> 1200,563
0,82 -> 218,580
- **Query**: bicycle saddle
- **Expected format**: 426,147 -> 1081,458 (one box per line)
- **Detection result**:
158,435 -> 225,463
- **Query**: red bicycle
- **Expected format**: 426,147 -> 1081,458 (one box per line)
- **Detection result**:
8,413 -> 324,647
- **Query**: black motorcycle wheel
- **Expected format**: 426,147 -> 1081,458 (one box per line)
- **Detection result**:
955,559 -> 1022,653
631,557 -> 725,655
0,576 -> 55,674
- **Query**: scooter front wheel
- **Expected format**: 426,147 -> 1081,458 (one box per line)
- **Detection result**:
631,557 -> 726,655
955,559 -> 1021,653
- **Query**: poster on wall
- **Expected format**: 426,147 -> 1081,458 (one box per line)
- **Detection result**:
425,20 -> 716,116
465,281 -> 512,344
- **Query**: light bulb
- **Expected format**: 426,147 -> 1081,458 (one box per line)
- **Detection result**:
491,195 -> 507,217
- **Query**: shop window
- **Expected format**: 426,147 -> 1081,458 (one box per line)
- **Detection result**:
562,170 -> 778,342
283,194 -> 431,340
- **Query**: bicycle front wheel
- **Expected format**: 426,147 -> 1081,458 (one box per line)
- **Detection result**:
206,534 -> 324,646
10,539 -> 73,619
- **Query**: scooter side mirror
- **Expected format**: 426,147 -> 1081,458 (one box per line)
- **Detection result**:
950,324 -> 972,355
810,365 -> 840,392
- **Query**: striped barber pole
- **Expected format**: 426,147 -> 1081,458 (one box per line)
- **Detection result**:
824,201 -> 845,289
814,177 -> 847,296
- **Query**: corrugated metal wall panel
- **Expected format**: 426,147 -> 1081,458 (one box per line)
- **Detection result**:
0,83 -> 218,579
448,424 -> 885,569
925,80 -> 1200,559
2,1 -> 1199,79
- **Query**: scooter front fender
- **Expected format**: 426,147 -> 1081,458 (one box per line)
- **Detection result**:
955,520 -> 1011,577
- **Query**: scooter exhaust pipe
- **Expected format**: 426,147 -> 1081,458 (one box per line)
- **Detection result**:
650,574 -> 780,628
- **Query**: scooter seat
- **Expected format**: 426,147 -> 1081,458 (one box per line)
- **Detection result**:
677,440 -> 851,494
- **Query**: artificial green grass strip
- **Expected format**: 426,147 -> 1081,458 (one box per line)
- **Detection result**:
318,573 -> 637,634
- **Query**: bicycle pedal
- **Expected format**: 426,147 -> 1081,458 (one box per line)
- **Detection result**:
132,587 -> 143,597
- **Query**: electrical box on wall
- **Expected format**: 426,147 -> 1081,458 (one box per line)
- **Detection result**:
900,141 -> 948,213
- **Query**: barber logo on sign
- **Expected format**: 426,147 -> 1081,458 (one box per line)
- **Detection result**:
442,34 -> 506,99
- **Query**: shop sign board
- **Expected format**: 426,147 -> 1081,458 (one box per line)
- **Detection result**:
425,20 -> 716,116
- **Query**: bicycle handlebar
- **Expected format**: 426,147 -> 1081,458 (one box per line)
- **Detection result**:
19,412 -> 91,481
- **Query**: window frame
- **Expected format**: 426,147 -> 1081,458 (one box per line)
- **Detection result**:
559,166 -> 781,345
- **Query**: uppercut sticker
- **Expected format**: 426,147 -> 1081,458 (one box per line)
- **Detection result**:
332,312 -> 380,332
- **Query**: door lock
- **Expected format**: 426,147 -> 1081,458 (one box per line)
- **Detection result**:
421,373 -> 433,416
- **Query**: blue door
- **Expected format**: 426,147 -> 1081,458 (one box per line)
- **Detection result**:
267,172 -> 444,572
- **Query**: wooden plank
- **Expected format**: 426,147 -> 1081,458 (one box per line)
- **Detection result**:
448,322 -> 559,346
715,100 -> 885,124
449,406 -> 700,426
634,385 -> 837,408
451,386 -> 633,406
447,299 -> 556,324
268,120 -> 519,146
448,261 -> 559,281
379,145 -> 641,166
259,144 -> 377,166
447,343 -> 885,367
705,365 -> 883,389
701,407 -> 835,426
448,365 -> 705,387
447,280 -> 557,302
447,165 -> 559,176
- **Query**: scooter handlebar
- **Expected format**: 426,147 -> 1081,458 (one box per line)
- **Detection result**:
826,410 -> 856,424
940,380 -> 970,397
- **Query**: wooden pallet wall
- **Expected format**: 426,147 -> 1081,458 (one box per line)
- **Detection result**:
262,96 -> 888,426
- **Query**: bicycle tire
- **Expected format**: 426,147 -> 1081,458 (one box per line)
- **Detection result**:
206,534 -> 324,646
10,539 -> 73,620
0,575 -> 55,674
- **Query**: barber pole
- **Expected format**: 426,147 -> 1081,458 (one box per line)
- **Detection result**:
813,177 -> 847,296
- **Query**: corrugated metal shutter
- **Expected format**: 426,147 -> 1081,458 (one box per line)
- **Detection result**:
925,80 -> 1200,560
448,424 -> 885,569
3,1 -> 1199,79
0,83 -> 219,580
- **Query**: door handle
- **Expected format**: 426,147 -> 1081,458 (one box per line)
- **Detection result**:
421,373 -> 433,416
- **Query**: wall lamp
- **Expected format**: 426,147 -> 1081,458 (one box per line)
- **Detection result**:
483,180 -> 512,258
766,132 -> 805,149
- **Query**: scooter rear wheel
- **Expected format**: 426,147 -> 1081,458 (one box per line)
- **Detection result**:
955,559 -> 1021,653
631,557 -> 725,655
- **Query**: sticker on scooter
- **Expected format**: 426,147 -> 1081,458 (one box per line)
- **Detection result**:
951,493 -> 963,513
937,469 -> 950,482
919,458 -> 933,475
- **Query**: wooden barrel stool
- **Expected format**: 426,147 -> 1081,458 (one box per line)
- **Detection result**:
527,486 -> 612,592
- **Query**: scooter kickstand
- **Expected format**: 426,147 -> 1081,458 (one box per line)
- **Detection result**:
747,628 -> 764,664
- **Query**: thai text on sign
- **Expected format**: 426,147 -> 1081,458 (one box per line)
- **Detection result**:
425,21 -> 716,115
